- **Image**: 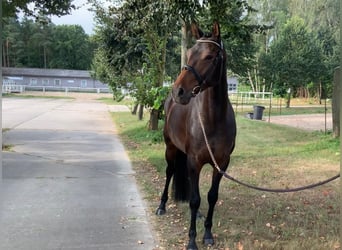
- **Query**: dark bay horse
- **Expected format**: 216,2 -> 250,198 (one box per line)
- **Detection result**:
156,22 -> 237,250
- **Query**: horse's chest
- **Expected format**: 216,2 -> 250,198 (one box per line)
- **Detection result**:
189,123 -> 229,148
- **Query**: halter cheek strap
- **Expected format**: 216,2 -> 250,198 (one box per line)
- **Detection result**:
182,65 -> 204,96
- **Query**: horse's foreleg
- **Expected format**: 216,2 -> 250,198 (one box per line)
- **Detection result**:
187,166 -> 201,250
203,169 -> 224,246
156,163 -> 174,215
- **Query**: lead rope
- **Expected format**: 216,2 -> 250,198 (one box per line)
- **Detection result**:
197,110 -> 340,193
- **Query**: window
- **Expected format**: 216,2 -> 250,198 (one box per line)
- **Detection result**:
54,79 -> 61,86
30,78 -> 37,85
42,79 -> 49,85
81,80 -> 87,88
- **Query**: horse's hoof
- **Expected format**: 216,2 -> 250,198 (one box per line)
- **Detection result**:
155,208 -> 166,215
203,237 -> 214,246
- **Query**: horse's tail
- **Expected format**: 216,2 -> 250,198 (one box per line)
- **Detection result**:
172,150 -> 190,202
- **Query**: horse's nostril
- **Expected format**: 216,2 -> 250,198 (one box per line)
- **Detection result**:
178,88 -> 185,97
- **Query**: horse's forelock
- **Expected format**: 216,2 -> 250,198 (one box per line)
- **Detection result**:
203,32 -> 212,38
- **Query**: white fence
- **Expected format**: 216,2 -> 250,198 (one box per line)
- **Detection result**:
229,91 -> 273,121
229,91 -> 273,103
2,85 -> 112,94
2,84 -> 25,93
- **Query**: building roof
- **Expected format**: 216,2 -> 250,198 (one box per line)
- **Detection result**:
2,67 -> 92,78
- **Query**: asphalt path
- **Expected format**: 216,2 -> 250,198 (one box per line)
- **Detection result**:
1,97 -> 156,250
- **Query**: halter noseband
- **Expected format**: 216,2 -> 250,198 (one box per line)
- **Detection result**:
183,39 -> 224,97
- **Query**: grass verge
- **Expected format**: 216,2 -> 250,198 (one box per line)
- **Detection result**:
111,111 -> 340,250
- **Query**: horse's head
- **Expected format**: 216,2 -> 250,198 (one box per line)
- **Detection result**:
172,21 -> 225,105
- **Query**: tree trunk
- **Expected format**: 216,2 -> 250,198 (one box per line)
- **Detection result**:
254,68 -> 260,92
6,39 -> 10,67
286,87 -> 292,108
132,104 -> 138,115
149,109 -> 159,131
181,21 -> 192,67
247,70 -> 256,92
2,44 -> 6,67
44,46 -> 47,69
138,104 -> 144,120
332,67 -> 340,138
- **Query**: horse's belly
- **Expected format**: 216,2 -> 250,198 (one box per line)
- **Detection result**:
167,123 -> 187,153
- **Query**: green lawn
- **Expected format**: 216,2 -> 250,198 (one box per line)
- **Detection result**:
111,109 -> 339,250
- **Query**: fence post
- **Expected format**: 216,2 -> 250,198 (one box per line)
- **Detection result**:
332,67 -> 340,138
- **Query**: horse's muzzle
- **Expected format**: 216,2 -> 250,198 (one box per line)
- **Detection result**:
172,87 -> 191,105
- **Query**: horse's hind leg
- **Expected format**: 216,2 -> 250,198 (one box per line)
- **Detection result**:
156,145 -> 177,215
155,164 -> 173,215
203,168 -> 225,246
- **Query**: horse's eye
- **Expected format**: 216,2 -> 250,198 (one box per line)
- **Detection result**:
205,55 -> 214,60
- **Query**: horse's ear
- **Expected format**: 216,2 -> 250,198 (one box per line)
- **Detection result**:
212,21 -> 220,39
191,23 -> 204,39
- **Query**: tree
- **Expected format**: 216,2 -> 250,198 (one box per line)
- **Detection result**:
259,16 -> 325,107
3,0 -> 75,19
287,0 -> 340,100
171,0 -> 264,78
89,1 -> 147,102
90,0 -> 178,130
2,17 -> 93,69
247,0 -> 340,100
244,0 -> 288,92
49,25 -> 93,69
201,1 -> 266,78
2,18 -> 21,67
169,1 -> 201,66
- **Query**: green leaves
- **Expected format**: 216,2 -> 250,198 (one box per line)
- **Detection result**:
2,17 -> 93,69
3,0 -> 75,19
259,16 -> 326,97
151,86 -> 171,111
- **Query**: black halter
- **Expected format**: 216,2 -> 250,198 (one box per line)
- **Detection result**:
182,39 -> 224,97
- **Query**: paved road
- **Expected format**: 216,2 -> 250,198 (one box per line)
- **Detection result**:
1,97 -> 156,250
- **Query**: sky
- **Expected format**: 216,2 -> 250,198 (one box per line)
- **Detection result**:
50,0 -> 95,35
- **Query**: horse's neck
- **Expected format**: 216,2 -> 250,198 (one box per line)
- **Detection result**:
198,77 -> 228,123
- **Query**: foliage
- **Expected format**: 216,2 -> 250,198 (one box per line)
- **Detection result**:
4,0 -> 339,105
90,0 -> 180,129
248,0 -> 339,98
3,0 -> 75,19
258,16 -> 325,98
49,25 -> 93,69
2,17 -> 94,69
200,0 -> 270,78
90,0 -> 265,127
